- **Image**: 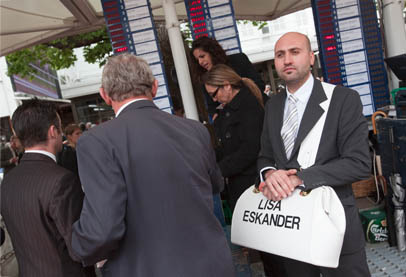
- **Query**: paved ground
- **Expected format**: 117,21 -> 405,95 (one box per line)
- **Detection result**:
226,224 -> 406,277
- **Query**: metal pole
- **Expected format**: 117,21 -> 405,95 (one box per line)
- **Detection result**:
162,0 -> 199,121
382,0 -> 406,90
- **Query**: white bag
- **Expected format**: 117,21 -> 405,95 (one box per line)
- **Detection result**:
231,185 -> 346,268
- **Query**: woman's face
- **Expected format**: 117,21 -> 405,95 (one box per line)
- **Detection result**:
193,48 -> 213,71
205,84 -> 234,105
67,128 -> 82,146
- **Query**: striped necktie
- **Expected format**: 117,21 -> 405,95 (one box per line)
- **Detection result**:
281,94 -> 299,159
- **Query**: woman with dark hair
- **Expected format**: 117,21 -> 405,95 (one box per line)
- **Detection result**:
57,124 -> 82,175
191,36 -> 266,117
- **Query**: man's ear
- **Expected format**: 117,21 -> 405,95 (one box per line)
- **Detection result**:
310,51 -> 315,67
48,125 -> 59,140
150,79 -> 158,99
100,87 -> 112,106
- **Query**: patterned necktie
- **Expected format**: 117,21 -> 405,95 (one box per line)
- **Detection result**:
281,94 -> 299,159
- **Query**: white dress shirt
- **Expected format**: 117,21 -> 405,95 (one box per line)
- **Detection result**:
260,74 -> 315,181
25,150 -> 57,162
116,98 -> 150,117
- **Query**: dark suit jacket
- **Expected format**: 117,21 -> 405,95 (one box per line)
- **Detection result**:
57,145 -> 79,176
72,100 -> 234,277
258,78 -> 371,254
0,144 -> 16,175
214,86 -> 264,206
1,153 -> 90,277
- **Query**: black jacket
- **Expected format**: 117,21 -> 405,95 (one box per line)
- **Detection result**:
214,87 -> 264,205
57,144 -> 78,176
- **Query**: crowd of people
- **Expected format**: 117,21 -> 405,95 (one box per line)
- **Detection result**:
0,32 -> 371,277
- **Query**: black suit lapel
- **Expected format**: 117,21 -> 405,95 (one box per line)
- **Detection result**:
291,80 -> 327,159
272,92 -> 287,160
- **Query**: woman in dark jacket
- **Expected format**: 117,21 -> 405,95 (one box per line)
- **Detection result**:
191,36 -> 266,117
202,64 -> 264,210
57,124 -> 82,175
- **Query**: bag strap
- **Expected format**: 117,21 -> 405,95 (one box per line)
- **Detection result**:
297,82 -> 335,169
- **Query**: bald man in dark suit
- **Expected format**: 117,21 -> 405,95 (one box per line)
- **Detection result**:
258,32 -> 371,276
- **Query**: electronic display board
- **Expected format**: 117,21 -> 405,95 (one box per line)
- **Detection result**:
184,0 -> 242,55
101,0 -> 173,113
11,63 -> 61,99
312,0 -> 390,116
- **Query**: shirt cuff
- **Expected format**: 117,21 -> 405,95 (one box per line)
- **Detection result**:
259,166 -> 276,182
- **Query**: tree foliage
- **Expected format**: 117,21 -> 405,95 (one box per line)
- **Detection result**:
238,20 -> 268,30
6,20 -> 267,78
6,28 -> 112,78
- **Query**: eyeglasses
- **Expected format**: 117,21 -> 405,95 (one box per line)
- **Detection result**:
208,86 -> 221,99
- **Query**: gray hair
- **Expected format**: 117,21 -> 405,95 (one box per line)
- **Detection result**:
101,53 -> 155,102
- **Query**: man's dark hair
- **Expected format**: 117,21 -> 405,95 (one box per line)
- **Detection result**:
12,99 -> 60,148
190,36 -> 227,82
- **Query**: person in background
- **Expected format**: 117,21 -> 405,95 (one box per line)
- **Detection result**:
79,122 -> 86,132
85,122 -> 92,130
57,124 -> 82,175
191,36 -> 266,118
1,99 -> 93,277
0,135 -> 24,175
72,53 -> 234,277
258,32 -> 371,276
264,84 -> 272,96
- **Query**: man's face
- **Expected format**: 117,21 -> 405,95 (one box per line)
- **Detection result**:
10,138 -> 22,152
68,128 -> 82,146
274,33 -> 315,90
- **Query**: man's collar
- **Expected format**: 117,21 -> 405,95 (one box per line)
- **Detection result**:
286,74 -> 314,103
24,150 -> 56,162
115,98 -> 150,117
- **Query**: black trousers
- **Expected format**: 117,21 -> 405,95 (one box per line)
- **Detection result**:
260,252 -> 287,277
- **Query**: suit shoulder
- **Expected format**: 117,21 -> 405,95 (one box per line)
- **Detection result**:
265,91 -> 284,105
331,84 -> 361,102
185,117 -> 209,134
44,162 -> 79,184
331,83 -> 358,95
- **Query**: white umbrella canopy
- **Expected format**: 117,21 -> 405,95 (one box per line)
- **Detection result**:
0,0 -> 310,56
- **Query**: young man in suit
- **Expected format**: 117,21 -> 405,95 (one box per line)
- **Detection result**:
72,53 -> 234,277
1,100 -> 94,276
257,32 -> 371,276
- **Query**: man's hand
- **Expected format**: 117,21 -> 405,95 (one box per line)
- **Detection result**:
9,157 -> 18,165
259,169 -> 302,201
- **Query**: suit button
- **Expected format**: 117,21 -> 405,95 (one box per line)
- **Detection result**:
225,132 -> 231,139
226,112 -> 230,117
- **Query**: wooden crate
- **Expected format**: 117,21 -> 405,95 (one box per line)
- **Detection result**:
352,176 -> 376,198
